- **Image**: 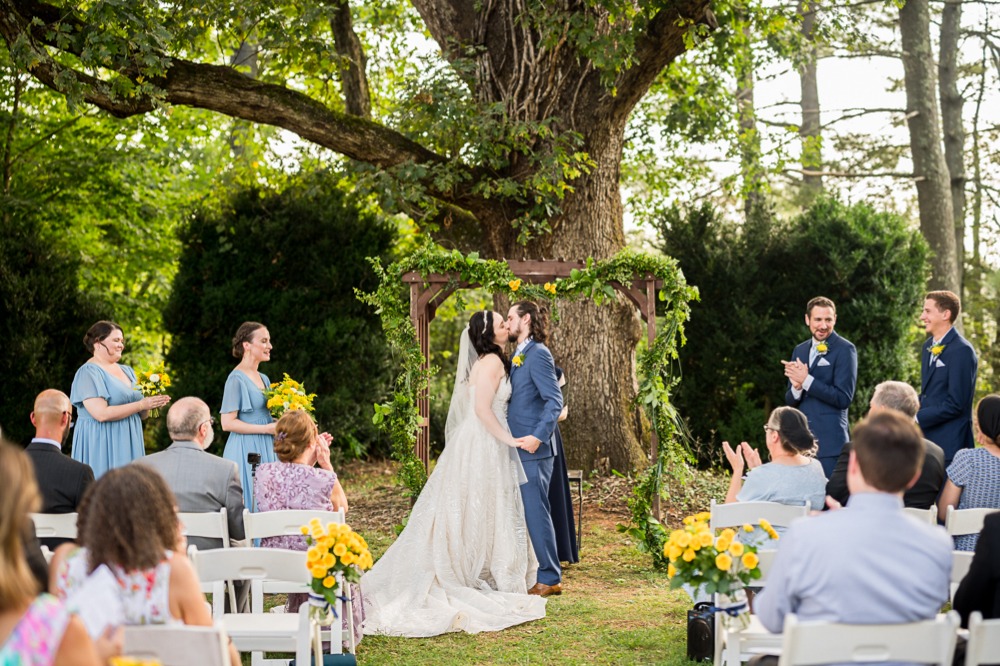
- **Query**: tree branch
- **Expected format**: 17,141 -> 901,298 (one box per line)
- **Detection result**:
329,0 -> 371,118
783,168 -> 919,179
0,0 -> 483,203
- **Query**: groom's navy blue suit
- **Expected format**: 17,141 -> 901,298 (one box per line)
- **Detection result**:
508,339 -> 563,586
784,331 -> 857,478
918,326 -> 977,464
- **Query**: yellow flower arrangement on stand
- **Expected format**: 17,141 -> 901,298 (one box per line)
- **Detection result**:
301,519 -> 373,621
263,373 -> 317,420
665,512 -> 774,632
135,363 -> 171,417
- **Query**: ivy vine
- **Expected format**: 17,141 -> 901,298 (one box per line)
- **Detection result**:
356,243 -> 699,563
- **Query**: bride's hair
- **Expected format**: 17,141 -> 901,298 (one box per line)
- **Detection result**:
468,311 -> 511,377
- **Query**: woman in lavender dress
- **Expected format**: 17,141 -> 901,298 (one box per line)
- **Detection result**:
254,409 -> 361,647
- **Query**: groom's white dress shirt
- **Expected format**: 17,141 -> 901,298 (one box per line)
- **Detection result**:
514,336 -> 533,357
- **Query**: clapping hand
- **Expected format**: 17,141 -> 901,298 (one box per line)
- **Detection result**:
313,433 -> 333,470
722,441 -> 745,475
740,442 -> 762,470
781,357 -> 808,389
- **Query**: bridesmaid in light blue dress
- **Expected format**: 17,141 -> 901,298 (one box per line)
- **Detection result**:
221,322 -> 276,511
70,321 -> 171,479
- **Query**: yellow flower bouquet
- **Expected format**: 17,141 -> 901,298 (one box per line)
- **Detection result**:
301,519 -> 373,616
665,512 -> 772,631
134,363 -> 171,417
263,373 -> 317,420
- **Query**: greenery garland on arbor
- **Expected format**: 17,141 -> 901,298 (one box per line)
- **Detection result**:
356,244 -> 699,565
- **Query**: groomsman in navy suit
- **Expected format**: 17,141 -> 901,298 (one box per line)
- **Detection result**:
917,291 -> 978,465
783,297 -> 858,478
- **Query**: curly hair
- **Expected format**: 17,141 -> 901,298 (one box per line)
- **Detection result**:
273,409 -> 317,462
0,441 -> 42,609
232,321 -> 266,359
469,310 -> 511,376
81,465 -> 179,574
513,301 -> 549,344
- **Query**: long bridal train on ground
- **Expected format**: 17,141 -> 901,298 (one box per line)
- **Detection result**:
361,350 -> 545,637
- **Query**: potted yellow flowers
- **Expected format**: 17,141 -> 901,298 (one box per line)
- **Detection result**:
264,374 -> 317,420
665,512 -> 772,632
301,519 -> 373,621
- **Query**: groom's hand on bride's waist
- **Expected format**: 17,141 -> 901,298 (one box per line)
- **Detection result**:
515,436 -> 541,454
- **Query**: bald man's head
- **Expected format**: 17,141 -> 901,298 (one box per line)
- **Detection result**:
31,389 -> 72,444
166,397 -> 211,444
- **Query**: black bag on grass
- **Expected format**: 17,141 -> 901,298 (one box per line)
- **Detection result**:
686,602 -> 715,662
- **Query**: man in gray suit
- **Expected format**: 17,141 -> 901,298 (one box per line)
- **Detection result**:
135,397 -> 248,609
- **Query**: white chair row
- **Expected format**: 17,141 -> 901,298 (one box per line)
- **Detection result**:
947,507 -> 1000,537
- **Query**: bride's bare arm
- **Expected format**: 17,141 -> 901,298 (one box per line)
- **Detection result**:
472,356 -> 518,447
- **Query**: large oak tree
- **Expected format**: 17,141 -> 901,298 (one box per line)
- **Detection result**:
0,0 -> 717,472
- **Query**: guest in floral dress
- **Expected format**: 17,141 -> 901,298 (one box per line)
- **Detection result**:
49,465 -> 241,666
255,409 -> 361,646
0,440 -> 109,666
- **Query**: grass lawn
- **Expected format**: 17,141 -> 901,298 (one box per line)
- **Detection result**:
339,460 -> 727,665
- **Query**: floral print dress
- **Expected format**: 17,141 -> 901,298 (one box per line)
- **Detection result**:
0,594 -> 70,665
54,547 -> 178,626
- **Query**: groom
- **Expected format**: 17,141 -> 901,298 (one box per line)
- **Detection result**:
506,301 -> 564,597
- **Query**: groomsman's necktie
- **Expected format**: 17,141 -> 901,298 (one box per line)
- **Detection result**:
809,345 -> 818,368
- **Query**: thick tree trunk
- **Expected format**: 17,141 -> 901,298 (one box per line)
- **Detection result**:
898,0 -> 959,294
938,0 -> 965,294
798,0 -> 822,202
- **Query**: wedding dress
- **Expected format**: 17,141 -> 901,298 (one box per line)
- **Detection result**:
360,329 -> 546,637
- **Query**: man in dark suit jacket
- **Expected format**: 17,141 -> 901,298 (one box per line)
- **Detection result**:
826,381 -> 945,509
917,291 -> 978,464
26,390 -> 94,549
784,297 -> 858,478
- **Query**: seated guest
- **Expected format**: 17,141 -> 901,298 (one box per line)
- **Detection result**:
135,397 -> 248,611
134,397 -> 246,551
826,381 -> 945,509
723,407 -> 826,544
255,410 -> 359,646
50,465 -> 240,666
749,412 -> 952,666
938,395 -> 1000,550
954,512 -> 1000,628
26,389 -> 95,549
0,440 -> 114,665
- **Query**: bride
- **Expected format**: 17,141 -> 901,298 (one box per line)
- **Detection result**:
360,310 -> 547,637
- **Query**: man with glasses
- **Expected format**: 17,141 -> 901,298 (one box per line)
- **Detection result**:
27,389 -> 95,549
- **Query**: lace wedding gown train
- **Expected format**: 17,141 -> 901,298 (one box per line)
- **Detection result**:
360,375 -> 546,637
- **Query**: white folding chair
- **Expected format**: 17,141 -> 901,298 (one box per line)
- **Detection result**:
776,611 -> 960,665
179,508 -> 237,615
123,623 -> 231,666
946,507 -> 1000,538
30,513 -> 77,540
40,546 -> 53,564
951,550 -> 975,602
904,505 -> 937,525
709,500 -> 808,534
190,546 -> 354,666
711,549 -> 781,666
243,508 -> 353,654
965,611 -> 1000,666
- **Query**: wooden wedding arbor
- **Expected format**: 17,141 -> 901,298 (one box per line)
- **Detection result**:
403,259 -> 666,519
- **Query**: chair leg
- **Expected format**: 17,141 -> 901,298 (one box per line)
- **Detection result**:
346,597 -> 356,654
577,481 -> 583,548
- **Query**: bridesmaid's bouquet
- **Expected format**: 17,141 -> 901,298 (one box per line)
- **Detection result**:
302,520 -> 373,618
263,373 -> 317,419
135,363 -> 171,417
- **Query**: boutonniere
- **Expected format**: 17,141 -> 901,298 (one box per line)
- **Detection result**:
815,343 -> 828,355
928,343 -> 946,357
512,354 -> 526,368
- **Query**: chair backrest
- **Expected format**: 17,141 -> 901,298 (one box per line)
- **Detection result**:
903,505 -> 937,526
953,551 -> 975,585
965,612 -> 1000,666
243,508 -> 345,544
123,623 -> 229,666
946,507 -> 1000,537
777,612 -> 960,666
30,513 -> 77,539
178,508 -> 229,544
756,549 -> 778,584
189,547 -> 309,585
709,499 -> 808,533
